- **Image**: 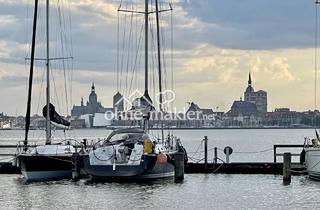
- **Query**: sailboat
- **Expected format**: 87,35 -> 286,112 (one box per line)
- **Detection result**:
302,0 -> 320,180
17,0 -> 76,181
80,0 -> 186,180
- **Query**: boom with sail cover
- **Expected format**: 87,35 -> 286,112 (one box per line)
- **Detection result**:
42,103 -> 70,127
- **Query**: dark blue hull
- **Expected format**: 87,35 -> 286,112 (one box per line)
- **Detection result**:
17,154 -> 72,181
81,154 -> 174,180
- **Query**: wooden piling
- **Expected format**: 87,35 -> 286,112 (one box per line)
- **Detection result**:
174,152 -> 185,182
283,152 -> 291,185
72,153 -> 80,181
204,136 -> 208,170
226,147 -> 230,163
273,145 -> 277,163
214,147 -> 218,164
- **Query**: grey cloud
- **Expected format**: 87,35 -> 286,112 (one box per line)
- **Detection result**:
0,75 -> 27,87
181,0 -> 315,50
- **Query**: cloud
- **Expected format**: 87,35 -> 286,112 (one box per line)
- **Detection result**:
0,15 -> 17,27
268,57 -> 295,81
180,0 -> 315,50
0,0 -> 317,115
174,44 -> 297,86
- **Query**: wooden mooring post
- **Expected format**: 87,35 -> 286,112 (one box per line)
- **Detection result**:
214,147 -> 218,164
72,153 -> 80,181
204,136 -> 208,170
174,152 -> 185,182
225,147 -> 230,163
283,152 -> 291,185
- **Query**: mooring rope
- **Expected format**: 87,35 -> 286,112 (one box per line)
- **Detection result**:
290,169 -> 307,174
188,147 -> 273,155
33,153 -> 73,164
212,158 -> 226,174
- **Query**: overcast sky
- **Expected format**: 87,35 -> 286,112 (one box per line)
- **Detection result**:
0,0 -> 318,115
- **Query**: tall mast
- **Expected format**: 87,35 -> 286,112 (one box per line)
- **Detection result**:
143,0 -> 149,132
155,0 -> 164,142
45,0 -> 51,144
24,0 -> 39,150
144,0 -> 149,95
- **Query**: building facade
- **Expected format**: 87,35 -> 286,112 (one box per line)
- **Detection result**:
244,72 -> 267,114
71,83 -> 108,117
113,92 -> 124,112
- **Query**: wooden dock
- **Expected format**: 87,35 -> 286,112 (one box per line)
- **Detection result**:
0,162 -> 20,174
0,161 -> 306,175
185,162 -> 306,175
0,143 -> 307,176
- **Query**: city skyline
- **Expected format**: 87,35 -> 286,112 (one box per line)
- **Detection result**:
0,0 -> 319,115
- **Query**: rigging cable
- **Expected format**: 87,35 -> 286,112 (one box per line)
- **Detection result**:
117,8 -> 120,91
170,1 -> 174,135
129,23 -> 144,94
67,0 -> 74,113
125,3 -> 134,97
315,1 -> 319,129
120,1 -> 129,93
149,3 -> 157,101
57,0 -> 69,116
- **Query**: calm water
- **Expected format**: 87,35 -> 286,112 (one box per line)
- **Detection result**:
0,128 -> 315,162
0,129 -> 319,209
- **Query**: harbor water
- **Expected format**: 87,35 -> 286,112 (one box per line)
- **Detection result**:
0,129 -> 319,209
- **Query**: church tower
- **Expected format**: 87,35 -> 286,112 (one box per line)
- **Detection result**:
89,82 -> 98,114
244,71 -> 255,103
243,71 -> 268,114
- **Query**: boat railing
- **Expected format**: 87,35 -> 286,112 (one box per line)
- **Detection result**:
15,141 -> 38,155
273,144 -> 304,163
303,137 -> 320,148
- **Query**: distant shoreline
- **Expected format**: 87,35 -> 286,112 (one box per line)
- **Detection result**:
105,127 -> 316,130
0,127 -> 316,131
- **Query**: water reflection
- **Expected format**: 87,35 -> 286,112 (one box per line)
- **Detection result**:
1,174 -> 320,209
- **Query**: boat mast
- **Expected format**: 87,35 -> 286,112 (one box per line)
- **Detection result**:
45,0 -> 51,144
24,0 -> 39,151
155,0 -> 164,142
143,0 -> 149,132
144,0 -> 149,95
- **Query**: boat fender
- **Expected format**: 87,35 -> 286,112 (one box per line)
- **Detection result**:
157,153 -> 167,164
300,149 -> 306,165
143,139 -> 153,154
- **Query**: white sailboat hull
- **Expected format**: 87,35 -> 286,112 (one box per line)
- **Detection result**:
305,148 -> 320,179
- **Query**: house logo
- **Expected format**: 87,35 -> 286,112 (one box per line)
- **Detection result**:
114,89 -> 176,109
155,90 -> 175,107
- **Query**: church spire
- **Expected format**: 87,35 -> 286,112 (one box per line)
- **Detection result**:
91,81 -> 95,92
248,71 -> 252,86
